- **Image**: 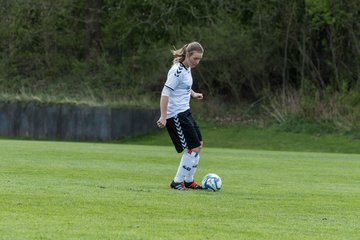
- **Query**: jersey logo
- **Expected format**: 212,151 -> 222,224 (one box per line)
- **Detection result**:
174,116 -> 187,150
174,65 -> 183,78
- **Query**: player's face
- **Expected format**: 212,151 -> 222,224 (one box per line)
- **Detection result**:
186,52 -> 203,68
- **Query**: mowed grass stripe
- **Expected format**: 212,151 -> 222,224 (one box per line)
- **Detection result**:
0,139 -> 359,239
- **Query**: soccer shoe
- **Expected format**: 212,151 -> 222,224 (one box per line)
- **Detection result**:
184,180 -> 203,190
170,180 -> 187,190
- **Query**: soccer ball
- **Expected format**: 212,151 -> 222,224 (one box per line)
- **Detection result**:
202,173 -> 222,191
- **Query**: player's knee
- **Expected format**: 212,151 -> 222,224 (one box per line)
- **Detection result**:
192,142 -> 203,153
192,146 -> 201,152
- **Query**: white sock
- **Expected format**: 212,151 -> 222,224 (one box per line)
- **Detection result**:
185,152 -> 200,183
173,151 -> 197,183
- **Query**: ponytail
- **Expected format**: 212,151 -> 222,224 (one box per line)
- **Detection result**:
171,42 -> 203,64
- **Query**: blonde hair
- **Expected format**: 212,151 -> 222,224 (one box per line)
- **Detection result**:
171,42 -> 204,64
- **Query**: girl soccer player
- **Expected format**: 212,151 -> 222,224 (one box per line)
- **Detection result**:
157,42 -> 204,190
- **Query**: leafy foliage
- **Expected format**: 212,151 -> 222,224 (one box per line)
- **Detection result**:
0,0 -> 359,131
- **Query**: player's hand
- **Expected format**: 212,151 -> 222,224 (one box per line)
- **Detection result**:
157,117 -> 166,128
192,92 -> 203,100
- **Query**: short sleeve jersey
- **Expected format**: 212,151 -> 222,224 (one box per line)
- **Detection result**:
161,62 -> 192,119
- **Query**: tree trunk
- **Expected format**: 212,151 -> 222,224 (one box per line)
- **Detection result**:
85,0 -> 103,60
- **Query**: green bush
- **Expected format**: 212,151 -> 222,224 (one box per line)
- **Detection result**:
0,0 -> 360,134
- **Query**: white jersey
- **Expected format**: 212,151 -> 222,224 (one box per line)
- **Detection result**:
161,62 -> 192,119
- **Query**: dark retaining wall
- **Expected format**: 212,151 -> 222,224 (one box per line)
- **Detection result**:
0,102 -> 160,141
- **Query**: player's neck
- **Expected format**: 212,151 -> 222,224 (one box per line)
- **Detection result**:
180,61 -> 189,69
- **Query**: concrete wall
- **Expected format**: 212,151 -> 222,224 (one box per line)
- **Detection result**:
0,102 -> 160,141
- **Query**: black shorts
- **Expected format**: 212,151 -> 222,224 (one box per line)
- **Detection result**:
166,109 -> 202,153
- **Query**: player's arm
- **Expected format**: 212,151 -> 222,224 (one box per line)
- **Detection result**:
157,95 -> 168,128
158,67 -> 178,128
191,90 -> 203,100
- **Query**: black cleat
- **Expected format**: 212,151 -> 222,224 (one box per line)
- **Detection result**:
184,180 -> 203,189
170,180 -> 187,190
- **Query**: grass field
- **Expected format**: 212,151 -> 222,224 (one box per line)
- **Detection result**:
1,139 -> 359,239
122,122 -> 360,154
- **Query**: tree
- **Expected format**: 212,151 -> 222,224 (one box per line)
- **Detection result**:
85,0 -> 103,61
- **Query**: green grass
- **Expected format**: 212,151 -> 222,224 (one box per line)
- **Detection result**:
1,139 -> 359,239
122,122 -> 360,154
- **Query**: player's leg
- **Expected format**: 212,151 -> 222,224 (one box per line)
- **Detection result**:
181,111 -> 203,189
167,110 -> 203,190
166,115 -> 191,190
170,149 -> 198,190
183,143 -> 203,189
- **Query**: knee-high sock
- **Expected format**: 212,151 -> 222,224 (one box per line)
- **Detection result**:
173,150 -> 199,183
185,152 -> 200,183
